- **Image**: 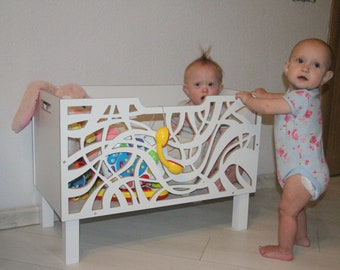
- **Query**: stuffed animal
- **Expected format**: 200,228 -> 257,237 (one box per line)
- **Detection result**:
12,80 -> 89,133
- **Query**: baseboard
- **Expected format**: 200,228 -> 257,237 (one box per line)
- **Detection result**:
0,205 -> 40,230
0,174 -> 276,230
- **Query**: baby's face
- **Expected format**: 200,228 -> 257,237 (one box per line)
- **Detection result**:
183,64 -> 222,105
284,40 -> 332,90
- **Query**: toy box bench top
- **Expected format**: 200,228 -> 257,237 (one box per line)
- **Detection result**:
33,85 -> 261,264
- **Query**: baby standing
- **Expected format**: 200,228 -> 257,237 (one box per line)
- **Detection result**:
236,38 -> 334,261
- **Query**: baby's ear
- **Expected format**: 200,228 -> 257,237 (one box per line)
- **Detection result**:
283,61 -> 289,75
182,84 -> 189,96
321,70 -> 334,85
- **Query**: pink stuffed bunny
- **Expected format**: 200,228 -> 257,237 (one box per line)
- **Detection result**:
12,81 -> 89,133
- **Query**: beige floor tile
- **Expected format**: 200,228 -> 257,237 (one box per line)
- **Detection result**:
0,176 -> 339,269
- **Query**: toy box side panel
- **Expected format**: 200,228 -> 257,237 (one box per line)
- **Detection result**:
33,91 -> 62,217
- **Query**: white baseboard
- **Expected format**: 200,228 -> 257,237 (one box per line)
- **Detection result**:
0,174 -> 277,230
0,205 -> 40,230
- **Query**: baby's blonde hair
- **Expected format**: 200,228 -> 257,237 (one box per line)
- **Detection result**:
184,47 -> 223,84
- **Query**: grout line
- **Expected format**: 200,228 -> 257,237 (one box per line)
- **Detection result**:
199,236 -> 211,260
316,229 -> 320,252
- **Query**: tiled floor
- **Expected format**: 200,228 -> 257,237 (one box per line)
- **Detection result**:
0,176 -> 339,270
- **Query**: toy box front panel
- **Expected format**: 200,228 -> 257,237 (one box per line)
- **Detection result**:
58,91 -> 260,221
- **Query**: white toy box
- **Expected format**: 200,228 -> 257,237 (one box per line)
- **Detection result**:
33,86 -> 261,264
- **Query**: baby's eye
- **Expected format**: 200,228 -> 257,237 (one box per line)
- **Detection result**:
208,82 -> 215,87
195,83 -> 201,87
312,62 -> 321,68
296,58 -> 304,64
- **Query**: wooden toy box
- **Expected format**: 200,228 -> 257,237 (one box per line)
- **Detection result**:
33,86 -> 261,264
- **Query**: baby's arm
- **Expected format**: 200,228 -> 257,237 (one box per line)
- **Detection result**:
251,88 -> 284,99
236,89 -> 290,115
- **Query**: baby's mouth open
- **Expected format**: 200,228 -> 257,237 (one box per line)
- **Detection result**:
298,76 -> 308,81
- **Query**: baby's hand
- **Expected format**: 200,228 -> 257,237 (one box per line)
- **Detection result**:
250,88 -> 268,99
235,91 -> 252,105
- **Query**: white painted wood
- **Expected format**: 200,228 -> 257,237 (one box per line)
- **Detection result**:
33,85 -> 261,264
232,193 -> 249,231
62,220 -> 79,265
41,196 -> 55,228
33,93 -> 62,217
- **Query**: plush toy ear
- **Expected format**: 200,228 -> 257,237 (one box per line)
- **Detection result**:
12,81 -> 89,133
11,81 -> 58,133
56,83 -> 89,99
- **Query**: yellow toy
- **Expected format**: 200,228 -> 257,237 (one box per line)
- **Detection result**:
155,127 -> 184,174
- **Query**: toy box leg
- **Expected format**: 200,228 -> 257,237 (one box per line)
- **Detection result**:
232,193 -> 249,230
62,220 -> 79,265
41,196 -> 54,228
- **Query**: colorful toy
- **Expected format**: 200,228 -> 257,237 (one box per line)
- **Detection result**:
106,149 -> 158,178
106,137 -> 159,178
96,126 -> 120,141
68,170 -> 93,189
95,185 -> 169,202
85,133 -> 96,144
68,120 -> 97,144
67,126 -> 180,202
95,135 -> 168,202
155,127 -> 184,174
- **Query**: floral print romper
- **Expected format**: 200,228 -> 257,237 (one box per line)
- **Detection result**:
274,88 -> 329,200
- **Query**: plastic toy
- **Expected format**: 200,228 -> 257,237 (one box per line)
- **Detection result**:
85,133 -> 96,144
96,185 -> 169,202
155,127 -> 184,174
68,127 -> 179,202
106,150 -> 158,178
106,137 -> 159,178
68,170 -> 93,189
95,135 -> 168,202
96,126 -> 120,141
68,121 -> 97,145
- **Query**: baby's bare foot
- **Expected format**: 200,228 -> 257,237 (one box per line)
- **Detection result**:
295,237 -> 311,247
259,245 -> 293,261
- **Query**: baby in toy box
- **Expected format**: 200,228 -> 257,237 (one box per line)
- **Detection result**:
172,48 -> 242,189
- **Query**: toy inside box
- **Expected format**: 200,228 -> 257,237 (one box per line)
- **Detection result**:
34,87 -> 261,221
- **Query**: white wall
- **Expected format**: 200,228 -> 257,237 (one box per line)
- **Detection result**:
0,0 -> 332,211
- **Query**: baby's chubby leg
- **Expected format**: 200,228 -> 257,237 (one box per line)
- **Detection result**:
295,209 -> 311,247
259,209 -> 310,261
259,174 -> 311,261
